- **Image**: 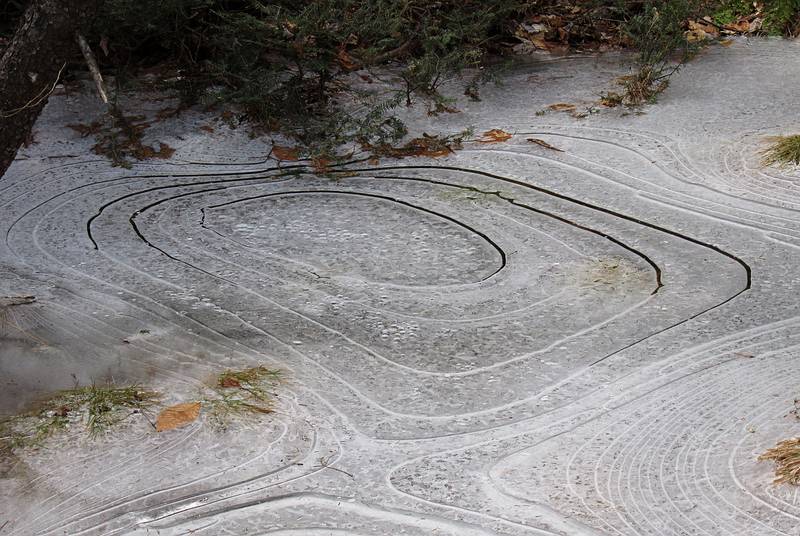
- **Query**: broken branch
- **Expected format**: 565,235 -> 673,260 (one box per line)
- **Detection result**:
76,32 -> 108,105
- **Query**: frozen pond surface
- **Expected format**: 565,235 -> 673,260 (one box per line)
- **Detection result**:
2,39 -> 800,535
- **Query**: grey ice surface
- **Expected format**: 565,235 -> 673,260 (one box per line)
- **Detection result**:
2,38 -> 800,535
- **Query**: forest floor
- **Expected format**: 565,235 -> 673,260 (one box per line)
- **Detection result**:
1,37 -> 800,535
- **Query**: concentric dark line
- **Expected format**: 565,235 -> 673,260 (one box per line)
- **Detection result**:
86,170 -> 302,249
92,162 -> 752,397
84,155 -> 375,248
126,178 -> 655,294
362,174 -> 664,294
116,164 -> 730,375
340,165 -> 751,368
128,186 -> 235,282
4,165 -> 300,252
205,189 -> 507,281
352,164 -> 752,288
129,187 -> 506,283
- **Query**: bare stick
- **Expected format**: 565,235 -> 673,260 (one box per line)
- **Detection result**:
75,32 -> 108,105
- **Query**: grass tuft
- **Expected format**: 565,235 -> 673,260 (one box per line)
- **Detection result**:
760,437 -> 800,485
622,69 -> 671,106
762,135 -> 800,167
1,384 -> 160,454
205,366 -> 282,425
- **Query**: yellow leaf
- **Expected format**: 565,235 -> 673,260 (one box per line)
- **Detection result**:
156,402 -> 201,432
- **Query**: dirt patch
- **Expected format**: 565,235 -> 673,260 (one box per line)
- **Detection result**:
568,256 -> 652,292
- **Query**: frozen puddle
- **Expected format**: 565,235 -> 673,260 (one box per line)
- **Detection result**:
2,39 -> 800,535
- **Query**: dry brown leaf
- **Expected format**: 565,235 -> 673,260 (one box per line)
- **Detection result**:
685,29 -> 708,43
155,107 -> 179,121
688,20 -> 719,38
153,143 -> 175,160
272,145 -> 300,161
405,138 -> 455,157
199,125 -> 215,133
336,48 -> 358,70
99,36 -> 110,56
67,121 -> 103,137
420,147 -> 452,157
0,295 -> 36,307
547,103 -> 576,112
725,20 -> 751,33
719,39 -> 734,47
377,137 -> 455,158
312,156 -> 332,173
527,138 -> 564,152
219,377 -> 241,388
478,129 -> 513,143
156,401 -> 201,432
531,36 -> 550,50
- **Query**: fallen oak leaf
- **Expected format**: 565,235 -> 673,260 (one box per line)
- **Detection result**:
219,376 -> 241,388
408,141 -> 453,157
419,147 -> 452,157
370,136 -> 455,158
685,28 -> 709,43
155,107 -> 179,121
272,145 -> 300,161
156,401 -> 201,432
153,142 -> 175,160
312,156 -> 332,173
725,19 -> 751,33
478,129 -> 513,143
547,103 -> 576,112
336,47 -> 358,70
0,295 -> 36,306
527,138 -> 564,152
136,142 -> 175,160
688,20 -> 719,38
67,121 -> 103,137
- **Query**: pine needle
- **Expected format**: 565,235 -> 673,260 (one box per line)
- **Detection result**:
760,437 -> 800,485
762,135 -> 800,167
